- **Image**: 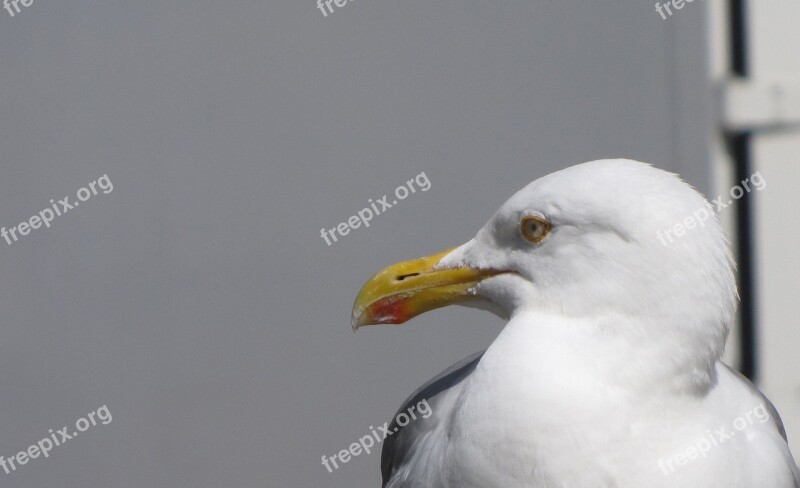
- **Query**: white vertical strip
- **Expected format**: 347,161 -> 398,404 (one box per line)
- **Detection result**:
747,0 -> 800,451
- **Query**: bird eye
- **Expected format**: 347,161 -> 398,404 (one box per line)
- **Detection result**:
520,215 -> 551,243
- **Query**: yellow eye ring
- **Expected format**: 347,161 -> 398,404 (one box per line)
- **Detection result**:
520,215 -> 552,243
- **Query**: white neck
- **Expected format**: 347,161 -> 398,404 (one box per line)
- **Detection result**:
475,310 -> 718,406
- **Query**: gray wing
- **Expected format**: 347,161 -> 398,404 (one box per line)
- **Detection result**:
381,350 -> 484,487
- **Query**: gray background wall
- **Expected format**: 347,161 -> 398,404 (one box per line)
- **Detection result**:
0,1 -> 711,486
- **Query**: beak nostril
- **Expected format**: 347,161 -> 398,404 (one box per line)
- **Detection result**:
396,272 -> 420,282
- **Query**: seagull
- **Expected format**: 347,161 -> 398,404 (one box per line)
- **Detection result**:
351,159 -> 800,488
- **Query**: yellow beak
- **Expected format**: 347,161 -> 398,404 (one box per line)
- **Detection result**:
351,248 -> 508,330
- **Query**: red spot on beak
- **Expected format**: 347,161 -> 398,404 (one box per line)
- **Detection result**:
366,296 -> 410,325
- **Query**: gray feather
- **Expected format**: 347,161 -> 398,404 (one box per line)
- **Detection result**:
381,351 -> 484,486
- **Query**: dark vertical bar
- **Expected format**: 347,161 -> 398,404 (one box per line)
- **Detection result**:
728,133 -> 757,381
727,0 -> 756,381
729,0 -> 748,76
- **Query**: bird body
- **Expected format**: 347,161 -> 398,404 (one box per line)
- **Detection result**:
384,314 -> 797,487
352,159 -> 800,487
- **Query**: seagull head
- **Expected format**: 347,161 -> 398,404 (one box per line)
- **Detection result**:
353,159 -> 737,385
